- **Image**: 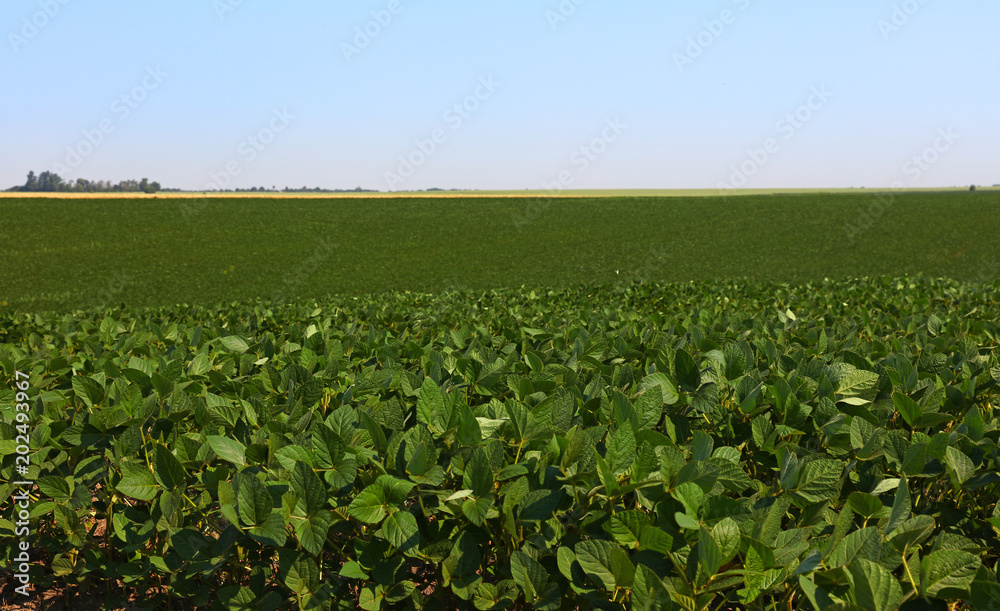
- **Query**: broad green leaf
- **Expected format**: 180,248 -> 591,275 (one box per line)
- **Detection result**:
607,510 -> 651,548
850,416 -> 876,451
463,447 -> 493,498
295,512 -> 331,556
608,546 -> 635,589
291,461 -> 327,515
247,512 -> 287,547
381,510 -> 419,553
462,495 -> 493,526
892,391 -> 921,429
885,475 -> 910,536
837,369 -> 879,395
510,550 -> 547,599
377,475 -> 415,505
639,372 -> 679,406
207,435 -> 247,467
901,443 -> 926,476
606,424 -> 636,476
612,390 -> 639,432
276,445 -> 314,471
826,527 -> 879,568
779,449 -> 800,491
920,549 -> 980,598
671,481 -> 704,517
117,470 -> 158,501
71,375 -> 105,409
793,459 -> 843,503
698,526 -> 723,576
416,377 -> 445,433
870,478 -> 900,496
443,531 -> 480,582
850,559 -> 903,611
99,316 -> 120,344
887,515 -> 936,551
944,447 -> 975,487
518,488 -> 562,522
348,485 -> 387,524
237,475 -> 272,526
556,547 -> 578,582
457,404 -> 482,446
279,548 -> 319,596
312,425 -> 345,469
963,406 -> 985,441
575,539 -> 618,590
633,563 -> 673,611
847,492 -> 883,519
675,512 -> 700,530
675,349 -> 701,391
799,575 -> 833,611
153,445 -> 185,490
713,518 -> 740,565
692,430 -> 713,462
219,335 -> 250,353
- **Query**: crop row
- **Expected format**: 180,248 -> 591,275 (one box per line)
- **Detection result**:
1,277 -> 998,610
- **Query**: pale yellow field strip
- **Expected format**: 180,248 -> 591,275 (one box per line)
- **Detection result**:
0,187 -> 995,199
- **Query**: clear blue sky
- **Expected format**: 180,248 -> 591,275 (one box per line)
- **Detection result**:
2,1 -> 997,191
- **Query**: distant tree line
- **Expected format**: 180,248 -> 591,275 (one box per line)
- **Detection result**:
7,171 -> 161,193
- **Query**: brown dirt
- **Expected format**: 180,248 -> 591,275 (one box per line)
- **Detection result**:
0,582 -> 148,611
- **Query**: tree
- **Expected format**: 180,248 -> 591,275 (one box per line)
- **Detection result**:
36,171 -> 63,191
24,171 -> 37,191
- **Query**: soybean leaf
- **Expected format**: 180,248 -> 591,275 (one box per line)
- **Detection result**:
849,559 -> 903,611
381,510 -> 419,553
416,377 -> 446,433
207,435 -> 247,467
348,484 -> 387,524
675,349 -> 701,391
511,550 -> 547,599
892,392 -> 921,429
117,470 -> 158,501
794,459 -> 843,503
575,540 -> 617,591
885,476 -> 910,536
920,550 -> 980,598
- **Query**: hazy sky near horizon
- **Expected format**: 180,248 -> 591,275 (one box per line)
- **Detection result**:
2,1 -> 997,192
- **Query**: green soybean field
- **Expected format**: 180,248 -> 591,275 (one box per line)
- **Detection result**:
0,191 -> 999,312
1,274 -> 999,610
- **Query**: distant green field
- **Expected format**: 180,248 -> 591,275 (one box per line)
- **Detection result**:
0,191 -> 998,311
383,186 -> 1000,198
